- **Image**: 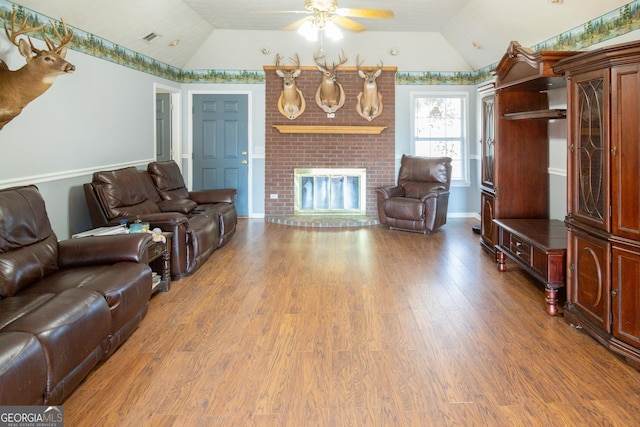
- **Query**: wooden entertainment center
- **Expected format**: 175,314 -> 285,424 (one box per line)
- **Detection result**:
478,41 -> 578,314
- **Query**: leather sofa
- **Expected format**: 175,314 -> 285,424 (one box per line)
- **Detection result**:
84,162 -> 236,278
376,155 -> 452,233
0,185 -> 153,405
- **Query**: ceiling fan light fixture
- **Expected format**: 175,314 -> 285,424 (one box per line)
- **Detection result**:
297,19 -> 319,41
324,20 -> 343,41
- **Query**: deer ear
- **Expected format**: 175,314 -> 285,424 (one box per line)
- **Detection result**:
374,69 -> 382,77
57,47 -> 67,59
292,69 -> 301,78
358,70 -> 366,78
276,70 -> 285,77
17,38 -> 34,60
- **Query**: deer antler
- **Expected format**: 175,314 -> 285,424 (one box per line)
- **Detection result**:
41,18 -> 74,54
337,49 -> 348,67
4,11 -> 46,47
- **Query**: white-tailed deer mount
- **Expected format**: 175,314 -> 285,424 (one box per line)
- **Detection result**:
314,50 -> 347,115
275,53 -> 305,120
0,11 -> 75,131
356,56 -> 383,121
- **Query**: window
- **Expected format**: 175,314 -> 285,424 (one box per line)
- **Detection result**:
411,93 -> 468,185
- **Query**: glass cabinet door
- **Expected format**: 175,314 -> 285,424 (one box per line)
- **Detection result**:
570,70 -> 610,231
481,95 -> 495,189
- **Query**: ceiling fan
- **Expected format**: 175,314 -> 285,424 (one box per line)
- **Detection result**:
281,0 -> 394,34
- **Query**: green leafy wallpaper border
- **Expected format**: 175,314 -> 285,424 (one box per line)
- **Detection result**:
1,0 -> 639,86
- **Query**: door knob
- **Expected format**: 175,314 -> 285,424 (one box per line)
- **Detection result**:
242,151 -> 247,156
242,160 -> 248,164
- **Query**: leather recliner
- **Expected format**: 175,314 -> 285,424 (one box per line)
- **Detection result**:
84,166 -> 220,279
376,155 -> 452,233
147,160 -> 237,248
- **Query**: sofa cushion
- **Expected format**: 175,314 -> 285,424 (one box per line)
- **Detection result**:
1,288 -> 111,404
0,186 -> 59,297
147,161 -> 190,200
93,167 -> 161,220
157,198 -> 197,214
383,197 -> 426,221
0,235 -> 59,298
22,262 -> 152,357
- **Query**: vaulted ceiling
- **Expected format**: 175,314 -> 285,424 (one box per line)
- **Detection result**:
9,0 -> 635,71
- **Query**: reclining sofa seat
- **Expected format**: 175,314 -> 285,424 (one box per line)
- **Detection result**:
0,185 -> 153,404
84,166 -> 219,279
376,155 -> 452,233
147,161 -> 237,248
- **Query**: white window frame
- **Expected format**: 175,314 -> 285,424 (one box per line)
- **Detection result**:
409,91 -> 470,187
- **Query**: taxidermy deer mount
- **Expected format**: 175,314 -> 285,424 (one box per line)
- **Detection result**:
314,50 -> 347,115
275,53 -> 305,120
0,11 -> 75,131
356,56 -> 383,121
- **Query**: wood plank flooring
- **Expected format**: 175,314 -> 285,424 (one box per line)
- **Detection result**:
63,218 -> 640,426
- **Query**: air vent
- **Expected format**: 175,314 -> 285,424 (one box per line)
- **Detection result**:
142,32 -> 161,43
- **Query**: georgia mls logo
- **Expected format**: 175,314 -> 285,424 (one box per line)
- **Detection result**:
0,405 -> 64,427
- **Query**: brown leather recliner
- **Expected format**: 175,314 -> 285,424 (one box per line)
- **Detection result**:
0,185 -> 153,404
147,161 -> 237,247
376,155 -> 452,233
84,166 -> 220,278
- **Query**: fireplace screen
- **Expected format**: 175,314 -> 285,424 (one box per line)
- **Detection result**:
294,168 -> 366,215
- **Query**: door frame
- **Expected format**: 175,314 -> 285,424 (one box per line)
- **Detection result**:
153,83 -> 182,166
187,89 -> 253,217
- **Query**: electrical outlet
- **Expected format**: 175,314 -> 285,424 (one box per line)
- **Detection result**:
270,194 -> 278,199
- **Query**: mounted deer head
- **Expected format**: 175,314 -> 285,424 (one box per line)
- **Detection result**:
356,56 -> 383,121
0,11 -> 75,130
275,53 -> 305,120
313,50 -> 347,114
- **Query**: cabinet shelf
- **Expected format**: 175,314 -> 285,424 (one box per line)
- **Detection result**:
503,109 -> 566,120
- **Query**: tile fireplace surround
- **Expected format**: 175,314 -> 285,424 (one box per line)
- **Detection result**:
264,62 -> 397,225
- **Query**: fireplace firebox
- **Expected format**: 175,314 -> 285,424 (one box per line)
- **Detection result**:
294,168 -> 366,215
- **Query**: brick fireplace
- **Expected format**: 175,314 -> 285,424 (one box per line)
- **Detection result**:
264,60 -> 396,218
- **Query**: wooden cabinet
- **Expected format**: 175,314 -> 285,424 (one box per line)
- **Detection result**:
477,42 -> 577,257
555,41 -> 640,369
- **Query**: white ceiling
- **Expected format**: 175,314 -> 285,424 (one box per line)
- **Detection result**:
8,0 -> 635,70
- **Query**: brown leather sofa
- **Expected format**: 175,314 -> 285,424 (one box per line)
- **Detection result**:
376,155 -> 452,233
0,185 -> 153,405
84,163 -> 236,278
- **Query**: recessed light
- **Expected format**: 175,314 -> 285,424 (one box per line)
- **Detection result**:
472,41 -> 482,49
549,0 -> 563,4
388,47 -> 399,56
169,39 -> 180,47
260,46 -> 272,55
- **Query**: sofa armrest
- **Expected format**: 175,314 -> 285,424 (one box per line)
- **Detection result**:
110,212 -> 190,228
375,185 -> 404,200
189,188 -> 236,204
420,188 -> 449,202
58,233 -> 153,268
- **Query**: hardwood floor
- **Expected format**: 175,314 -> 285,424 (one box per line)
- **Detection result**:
63,218 -> 640,426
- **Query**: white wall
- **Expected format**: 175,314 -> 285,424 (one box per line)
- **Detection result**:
0,38 -> 180,238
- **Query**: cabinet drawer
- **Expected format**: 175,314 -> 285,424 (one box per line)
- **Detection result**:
146,241 -> 165,260
510,235 -> 531,264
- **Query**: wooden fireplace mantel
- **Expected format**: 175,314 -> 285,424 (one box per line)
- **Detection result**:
273,125 -> 387,135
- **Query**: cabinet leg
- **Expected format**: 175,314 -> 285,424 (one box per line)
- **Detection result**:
496,251 -> 507,272
545,286 -> 559,316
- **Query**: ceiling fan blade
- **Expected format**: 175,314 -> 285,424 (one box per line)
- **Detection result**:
332,16 -> 366,33
284,17 -> 310,31
336,8 -> 394,19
